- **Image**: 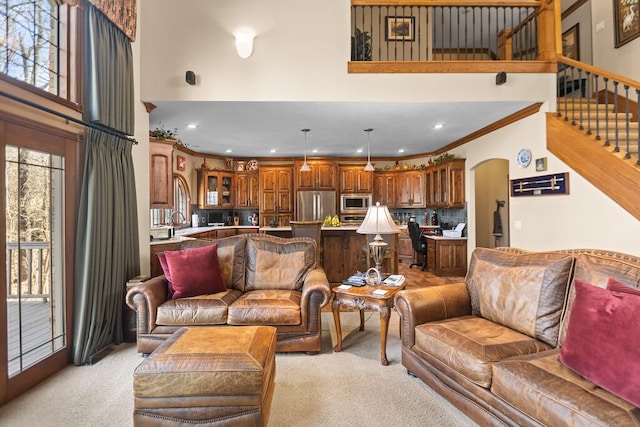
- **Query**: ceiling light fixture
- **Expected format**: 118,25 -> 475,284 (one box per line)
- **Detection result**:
363,128 -> 375,172
187,124 -> 197,129
234,30 -> 255,59
270,149 -> 276,153
300,128 -> 311,172
434,123 -> 444,129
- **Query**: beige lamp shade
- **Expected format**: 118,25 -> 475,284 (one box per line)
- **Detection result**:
356,202 -> 400,235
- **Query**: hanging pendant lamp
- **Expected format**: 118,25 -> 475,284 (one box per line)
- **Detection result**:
363,128 -> 375,171
300,128 -> 311,172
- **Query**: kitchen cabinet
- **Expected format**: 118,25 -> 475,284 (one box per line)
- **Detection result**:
295,160 -> 337,191
197,170 -> 234,209
426,159 -> 465,208
426,237 -> 467,276
373,172 -> 396,207
339,166 -> 373,193
321,230 -> 367,284
149,242 -> 179,278
397,170 -> 426,208
259,166 -> 293,227
397,227 -> 414,264
235,171 -> 259,208
149,139 -> 174,208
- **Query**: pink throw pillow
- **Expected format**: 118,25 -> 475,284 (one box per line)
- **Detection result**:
559,279 -> 640,407
163,243 -> 226,299
607,277 -> 640,296
157,252 -> 174,297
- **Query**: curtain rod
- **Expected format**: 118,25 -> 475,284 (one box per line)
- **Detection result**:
0,89 -> 138,145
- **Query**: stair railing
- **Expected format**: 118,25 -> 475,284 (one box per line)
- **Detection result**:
557,56 -> 640,166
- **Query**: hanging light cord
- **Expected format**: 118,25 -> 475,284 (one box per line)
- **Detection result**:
303,128 -> 309,163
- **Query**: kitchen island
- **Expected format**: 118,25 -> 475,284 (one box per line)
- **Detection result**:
424,235 -> 468,277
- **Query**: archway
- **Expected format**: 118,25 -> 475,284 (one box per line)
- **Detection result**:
474,159 -> 510,248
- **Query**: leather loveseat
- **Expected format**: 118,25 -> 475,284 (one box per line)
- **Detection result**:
395,247 -> 640,426
126,233 -> 331,354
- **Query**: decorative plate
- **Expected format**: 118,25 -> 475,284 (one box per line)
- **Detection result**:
246,159 -> 259,171
517,148 -> 532,168
235,161 -> 245,171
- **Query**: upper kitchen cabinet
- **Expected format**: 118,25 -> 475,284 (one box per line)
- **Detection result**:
373,172 -> 396,207
295,160 -> 337,191
426,159 -> 466,208
260,166 -> 293,226
197,169 -> 234,209
339,166 -> 373,193
235,171 -> 259,209
397,170 -> 426,208
149,139 -> 174,208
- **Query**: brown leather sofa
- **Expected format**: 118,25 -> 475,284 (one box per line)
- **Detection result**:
395,247 -> 640,426
126,233 -> 331,354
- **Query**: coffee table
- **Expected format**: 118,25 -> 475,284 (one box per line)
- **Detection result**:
331,282 -> 406,366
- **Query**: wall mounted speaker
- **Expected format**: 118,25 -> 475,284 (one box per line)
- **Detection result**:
495,72 -> 507,85
185,71 -> 196,85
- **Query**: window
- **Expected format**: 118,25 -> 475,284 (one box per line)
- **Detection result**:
0,0 -> 79,104
173,175 -> 191,226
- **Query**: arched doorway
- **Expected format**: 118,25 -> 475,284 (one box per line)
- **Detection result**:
474,159 -> 510,248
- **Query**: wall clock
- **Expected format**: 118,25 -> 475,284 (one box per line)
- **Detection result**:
517,149 -> 532,168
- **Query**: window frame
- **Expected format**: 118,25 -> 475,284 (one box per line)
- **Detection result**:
173,174 -> 191,228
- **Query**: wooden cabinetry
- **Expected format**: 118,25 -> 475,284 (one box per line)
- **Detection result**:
149,242 -> 179,278
426,159 -> 465,208
373,172 -> 396,207
426,238 -> 467,276
339,166 -> 373,193
321,230 -> 367,284
295,161 -> 337,191
397,227 -> 414,264
235,171 -> 259,208
197,170 -> 234,208
397,171 -> 426,208
149,139 -> 174,208
259,166 -> 293,227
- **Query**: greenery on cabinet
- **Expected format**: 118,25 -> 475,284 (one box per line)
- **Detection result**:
351,28 -> 372,61
150,123 -> 188,148
429,152 -> 455,166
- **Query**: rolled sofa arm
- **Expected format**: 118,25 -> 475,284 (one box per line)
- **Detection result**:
394,283 -> 471,349
125,275 -> 169,336
300,268 -> 332,326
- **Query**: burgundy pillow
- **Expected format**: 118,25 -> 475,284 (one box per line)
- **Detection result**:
559,279 -> 640,407
157,252 -> 175,297
163,243 -> 226,299
607,277 -> 640,296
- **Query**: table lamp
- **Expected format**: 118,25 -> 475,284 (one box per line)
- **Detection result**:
356,202 -> 400,283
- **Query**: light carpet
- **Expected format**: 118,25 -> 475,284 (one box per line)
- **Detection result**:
0,312 -> 476,426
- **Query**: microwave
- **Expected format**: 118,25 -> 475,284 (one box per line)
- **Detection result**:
340,193 -> 372,213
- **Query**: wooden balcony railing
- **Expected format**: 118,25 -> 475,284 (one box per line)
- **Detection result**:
6,241 -> 51,301
349,0 -> 557,73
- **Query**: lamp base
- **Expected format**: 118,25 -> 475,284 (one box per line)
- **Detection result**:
368,235 -> 388,281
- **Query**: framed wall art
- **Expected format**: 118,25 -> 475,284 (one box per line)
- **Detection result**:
176,155 -> 186,171
614,0 -> 640,48
562,24 -> 580,60
385,16 -> 415,41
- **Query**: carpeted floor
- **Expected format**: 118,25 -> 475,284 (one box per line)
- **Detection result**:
0,311 -> 476,426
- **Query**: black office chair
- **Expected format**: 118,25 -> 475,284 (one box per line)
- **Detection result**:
408,221 -> 427,271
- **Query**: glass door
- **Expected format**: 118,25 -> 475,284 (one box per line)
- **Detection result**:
1,121 -> 76,404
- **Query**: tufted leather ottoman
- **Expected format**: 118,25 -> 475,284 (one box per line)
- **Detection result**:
133,326 -> 276,426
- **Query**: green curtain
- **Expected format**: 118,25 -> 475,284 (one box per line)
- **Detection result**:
73,3 -> 139,365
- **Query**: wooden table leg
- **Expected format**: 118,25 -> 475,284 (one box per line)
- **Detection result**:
332,300 -> 343,352
359,309 -> 365,331
379,306 -> 391,366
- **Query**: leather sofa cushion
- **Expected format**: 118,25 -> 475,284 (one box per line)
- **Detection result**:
245,235 -> 316,291
228,290 -> 301,326
156,290 -> 242,325
466,248 -> 574,347
180,235 -> 248,291
558,252 -> 640,346
413,316 -> 551,388
492,350 -> 640,427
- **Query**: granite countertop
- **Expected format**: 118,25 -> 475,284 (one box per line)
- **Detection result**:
424,235 -> 468,241
174,225 -> 259,236
149,235 -> 195,246
259,225 -> 361,232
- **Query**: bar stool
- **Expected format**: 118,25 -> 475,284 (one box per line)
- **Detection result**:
289,220 -> 323,265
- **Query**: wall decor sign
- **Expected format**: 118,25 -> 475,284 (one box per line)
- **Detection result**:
510,172 -> 570,197
176,155 -> 186,171
614,0 -> 640,48
385,16 -> 415,41
562,24 -> 580,60
535,157 -> 548,172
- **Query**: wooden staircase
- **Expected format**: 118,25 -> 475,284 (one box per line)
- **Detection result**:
547,96 -> 640,221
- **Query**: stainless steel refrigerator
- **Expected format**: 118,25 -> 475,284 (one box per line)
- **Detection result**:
297,191 -> 336,221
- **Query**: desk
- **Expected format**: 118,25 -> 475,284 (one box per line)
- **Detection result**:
331,283 -> 406,366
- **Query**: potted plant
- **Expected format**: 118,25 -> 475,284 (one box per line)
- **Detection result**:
351,28 -> 372,61
150,123 -> 188,148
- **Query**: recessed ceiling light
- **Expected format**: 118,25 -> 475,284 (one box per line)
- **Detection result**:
434,124 -> 444,129
270,149 -> 277,153
356,148 -> 363,153
187,124 -> 197,129
312,149 -> 318,153
225,149 -> 232,153
398,149 -> 406,153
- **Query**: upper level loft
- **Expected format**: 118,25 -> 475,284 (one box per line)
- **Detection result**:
348,0 -> 557,74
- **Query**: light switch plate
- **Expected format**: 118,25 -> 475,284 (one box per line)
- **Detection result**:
595,21 -> 605,33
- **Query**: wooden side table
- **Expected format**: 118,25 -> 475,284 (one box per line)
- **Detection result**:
331,283 -> 406,366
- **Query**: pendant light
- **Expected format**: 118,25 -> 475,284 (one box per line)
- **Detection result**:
363,128 -> 375,171
300,128 -> 311,172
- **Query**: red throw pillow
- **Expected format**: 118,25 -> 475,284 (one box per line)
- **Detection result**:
163,243 -> 226,299
157,252 -> 175,297
607,277 -> 640,296
559,279 -> 640,407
